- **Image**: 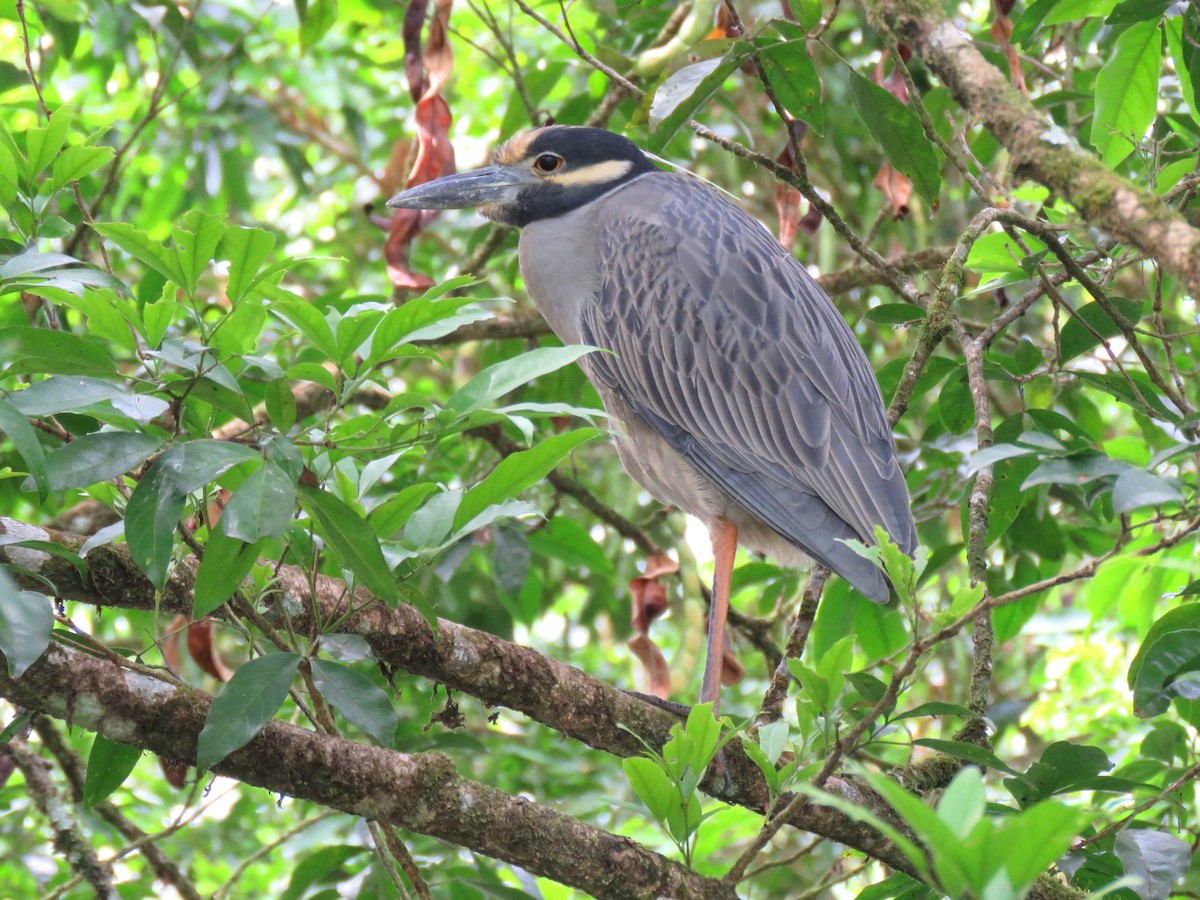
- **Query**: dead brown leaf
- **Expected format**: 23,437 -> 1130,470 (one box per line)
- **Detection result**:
384,0 -> 457,291
874,162 -> 912,219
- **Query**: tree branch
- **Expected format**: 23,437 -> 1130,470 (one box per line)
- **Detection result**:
1,645 -> 736,900
865,0 -> 1200,295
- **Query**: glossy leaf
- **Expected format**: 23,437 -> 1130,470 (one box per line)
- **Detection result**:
0,578 -> 53,677
447,345 -> 596,415
197,652 -> 301,770
1093,19 -> 1161,167
298,485 -> 401,604
0,397 -> 48,499
40,431 -> 162,491
220,462 -> 296,542
454,428 -> 600,529
1114,829 -> 1190,900
193,531 -> 261,616
83,736 -> 141,808
849,72 -> 941,204
1059,296 -> 1145,361
0,326 -> 115,376
7,375 -> 124,416
309,657 -> 398,746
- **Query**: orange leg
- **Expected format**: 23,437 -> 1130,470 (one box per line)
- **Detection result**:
700,517 -> 737,716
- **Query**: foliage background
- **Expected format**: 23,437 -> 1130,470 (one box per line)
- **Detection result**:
0,0 -> 1198,898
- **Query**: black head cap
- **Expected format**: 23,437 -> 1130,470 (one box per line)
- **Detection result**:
484,126 -> 657,227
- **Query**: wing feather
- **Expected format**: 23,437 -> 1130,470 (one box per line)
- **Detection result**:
580,173 -> 916,568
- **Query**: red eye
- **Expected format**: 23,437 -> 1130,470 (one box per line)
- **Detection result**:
533,153 -> 564,173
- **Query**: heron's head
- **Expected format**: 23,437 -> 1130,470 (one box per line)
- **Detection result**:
386,126 -> 656,228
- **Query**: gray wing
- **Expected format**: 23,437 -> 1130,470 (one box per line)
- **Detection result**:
580,173 -> 915,599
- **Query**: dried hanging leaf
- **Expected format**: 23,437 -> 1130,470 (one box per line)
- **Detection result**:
187,618 -> 234,682
774,119 -> 813,248
159,757 -> 188,789
630,573 -> 669,632
990,2 -> 1028,94
385,0 -> 457,291
874,161 -> 913,219
628,551 -> 678,698
628,633 -> 672,699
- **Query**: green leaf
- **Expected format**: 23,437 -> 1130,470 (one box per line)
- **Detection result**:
936,766 -> 986,840
196,652 -> 301,770
1059,296 -> 1145,361
174,210 -> 226,296
221,462 -> 296,542
220,225 -> 275,305
49,144 -> 114,193
454,429 -> 600,530
8,375 -> 124,416
756,38 -> 824,132
525,516 -> 614,576
0,579 -> 53,677
124,459 -> 186,591
849,72 -> 941,204
299,0 -> 338,52
1111,468 -> 1184,513
126,442 -> 259,589
309,657 -> 398,746
1107,0 -> 1175,23
1130,604 -> 1200,686
937,365 -> 973,435
1113,829 -> 1191,900
447,345 -> 596,415
892,701 -> 980,721
913,738 -> 1022,776
866,303 -> 926,326
93,222 -> 187,287
1020,454 -> 1130,489
83,736 -> 141,808
264,378 -> 298,432
271,301 -> 339,362
1002,800 -> 1085,887
1003,741 -> 1112,804
41,432 -> 162,491
1092,19 -> 1162,167
964,231 -> 1047,276
0,397 -> 48,500
26,107 -> 73,177
1131,628 -> 1200,718
193,531 -> 260,617
281,846 -> 367,900
1011,0 -> 1060,47
298,485 -> 401,604
646,52 -> 743,152
623,756 -> 677,823
0,327 -> 115,376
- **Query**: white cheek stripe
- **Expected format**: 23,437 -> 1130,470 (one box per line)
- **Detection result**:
548,159 -> 634,186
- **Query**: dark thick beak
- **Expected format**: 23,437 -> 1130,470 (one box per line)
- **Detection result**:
385,165 -> 535,210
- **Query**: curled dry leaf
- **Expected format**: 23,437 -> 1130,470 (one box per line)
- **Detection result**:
775,119 -> 816,248
187,618 -> 235,682
874,161 -> 913,219
385,0 -> 457,291
628,633 -> 672,699
630,573 -> 670,633
990,4 -> 1028,94
159,757 -> 189,789
628,551 -> 678,699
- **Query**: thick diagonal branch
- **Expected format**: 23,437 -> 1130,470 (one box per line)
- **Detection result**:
864,0 -> 1200,295
0,516 -> 918,876
0,645 -> 735,900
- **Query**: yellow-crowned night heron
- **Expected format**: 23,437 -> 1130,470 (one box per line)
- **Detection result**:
388,126 -> 916,713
